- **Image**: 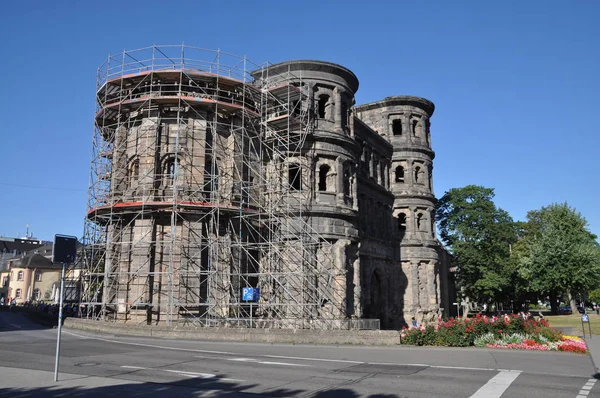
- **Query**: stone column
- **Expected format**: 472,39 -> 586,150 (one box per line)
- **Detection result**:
410,260 -> 420,312
352,253 -> 362,318
333,87 -> 342,132
427,261 -> 437,309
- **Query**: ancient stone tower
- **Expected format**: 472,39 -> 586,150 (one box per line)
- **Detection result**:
83,45 -> 450,329
355,97 -> 442,325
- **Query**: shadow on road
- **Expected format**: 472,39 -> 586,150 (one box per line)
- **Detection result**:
0,378 -> 407,397
0,309 -> 54,332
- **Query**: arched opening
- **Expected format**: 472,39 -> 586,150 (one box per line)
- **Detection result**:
17,271 -> 23,281
318,164 -> 330,191
414,166 -> 421,184
412,119 -> 419,136
165,158 -> 177,180
392,119 -> 403,136
317,94 -> 330,119
395,166 -> 405,183
398,213 -> 407,232
416,213 -> 424,231
289,164 -> 302,191
128,158 -> 139,186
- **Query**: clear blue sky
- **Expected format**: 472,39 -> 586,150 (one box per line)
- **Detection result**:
0,1 -> 598,241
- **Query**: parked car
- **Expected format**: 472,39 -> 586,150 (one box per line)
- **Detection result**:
559,306 -> 573,315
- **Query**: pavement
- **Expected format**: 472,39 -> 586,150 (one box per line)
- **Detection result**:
2,310 -> 600,397
585,336 -> 600,374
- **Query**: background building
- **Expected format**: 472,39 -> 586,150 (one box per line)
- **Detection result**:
82,46 -> 452,329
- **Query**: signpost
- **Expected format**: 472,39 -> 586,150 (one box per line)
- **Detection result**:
52,234 -> 78,382
581,312 -> 592,339
242,288 -> 260,328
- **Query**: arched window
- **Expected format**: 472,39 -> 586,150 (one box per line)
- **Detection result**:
414,166 -> 421,184
128,158 -> 139,186
412,119 -> 419,136
416,213 -> 424,231
392,119 -> 402,136
165,158 -> 176,179
289,164 -> 302,191
17,271 -> 23,281
318,164 -> 330,191
398,213 -> 407,231
395,166 -> 405,183
15,289 -> 22,299
317,94 -> 330,119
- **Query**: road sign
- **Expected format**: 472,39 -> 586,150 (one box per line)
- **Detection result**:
582,314 -> 589,323
242,287 -> 260,302
53,235 -> 78,264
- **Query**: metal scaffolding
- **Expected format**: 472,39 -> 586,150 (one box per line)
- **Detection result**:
81,45 -> 359,329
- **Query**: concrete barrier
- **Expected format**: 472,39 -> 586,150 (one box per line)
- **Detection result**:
65,318 -> 401,345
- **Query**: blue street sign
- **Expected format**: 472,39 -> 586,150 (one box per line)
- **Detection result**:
242,288 -> 253,301
582,314 -> 589,323
242,287 -> 260,302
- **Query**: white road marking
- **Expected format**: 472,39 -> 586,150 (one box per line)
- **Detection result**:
469,370 -> 522,398
227,357 -> 308,367
432,365 -> 496,371
164,369 -> 216,378
120,366 -> 244,382
577,378 -> 597,397
265,355 -> 363,364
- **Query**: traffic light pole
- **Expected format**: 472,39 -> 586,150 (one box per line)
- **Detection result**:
54,262 -> 65,382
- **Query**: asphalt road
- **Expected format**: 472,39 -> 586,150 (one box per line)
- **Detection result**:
0,310 -> 599,397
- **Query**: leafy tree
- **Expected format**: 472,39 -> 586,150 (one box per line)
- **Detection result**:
436,185 -> 519,305
518,203 -> 600,314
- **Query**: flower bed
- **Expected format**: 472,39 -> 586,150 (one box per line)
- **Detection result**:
400,314 -> 588,354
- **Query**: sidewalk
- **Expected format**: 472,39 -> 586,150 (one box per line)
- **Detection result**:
584,336 -> 600,374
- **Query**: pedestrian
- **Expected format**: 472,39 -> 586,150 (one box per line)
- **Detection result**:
411,317 -> 419,328
538,311 -> 544,321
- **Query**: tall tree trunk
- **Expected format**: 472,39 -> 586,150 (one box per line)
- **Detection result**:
568,292 -> 577,313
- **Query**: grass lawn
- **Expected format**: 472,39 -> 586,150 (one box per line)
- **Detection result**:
546,312 -> 600,336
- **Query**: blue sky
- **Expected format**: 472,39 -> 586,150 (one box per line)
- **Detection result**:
0,1 -> 598,241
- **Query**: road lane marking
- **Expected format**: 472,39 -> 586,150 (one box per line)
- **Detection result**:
228,357 -> 309,367
265,355 -> 363,364
469,370 -> 521,398
577,378 -> 597,397
164,369 -> 216,378
120,366 -> 244,382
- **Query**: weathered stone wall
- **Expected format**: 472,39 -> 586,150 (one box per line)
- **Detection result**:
65,318 -> 401,345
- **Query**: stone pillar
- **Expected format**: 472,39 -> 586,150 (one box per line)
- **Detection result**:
333,87 -> 342,132
352,253 -> 362,318
410,260 -> 419,312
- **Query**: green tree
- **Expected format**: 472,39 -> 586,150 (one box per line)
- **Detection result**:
436,185 -> 519,306
518,203 -> 600,314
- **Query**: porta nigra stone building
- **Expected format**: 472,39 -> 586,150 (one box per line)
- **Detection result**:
83,45 -> 452,330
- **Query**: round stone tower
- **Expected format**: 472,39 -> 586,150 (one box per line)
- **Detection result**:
251,61 -> 361,319
355,96 -> 441,324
